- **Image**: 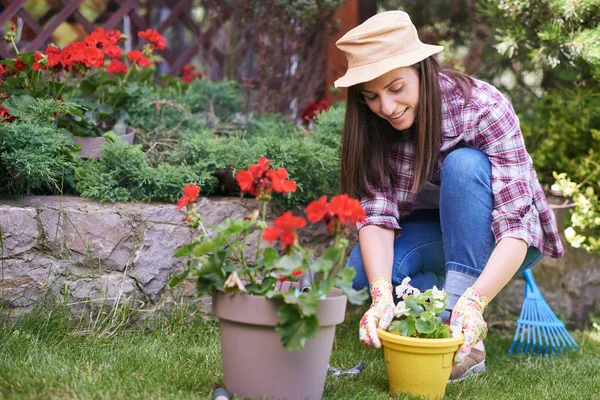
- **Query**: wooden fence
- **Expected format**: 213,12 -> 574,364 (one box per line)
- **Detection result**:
0,0 -> 205,75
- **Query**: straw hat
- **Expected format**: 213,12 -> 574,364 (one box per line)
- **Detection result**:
334,11 -> 443,88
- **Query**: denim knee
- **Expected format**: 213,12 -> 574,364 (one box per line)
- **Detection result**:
441,147 -> 491,188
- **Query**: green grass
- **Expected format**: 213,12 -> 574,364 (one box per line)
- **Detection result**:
1,305 -> 599,400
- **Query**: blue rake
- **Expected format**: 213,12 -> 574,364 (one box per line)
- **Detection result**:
508,269 -> 578,356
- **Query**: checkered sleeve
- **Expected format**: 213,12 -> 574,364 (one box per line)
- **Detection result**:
475,97 -> 536,245
356,184 -> 401,233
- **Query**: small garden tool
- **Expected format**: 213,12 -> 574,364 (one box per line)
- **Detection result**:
328,360 -> 365,377
508,269 -> 578,356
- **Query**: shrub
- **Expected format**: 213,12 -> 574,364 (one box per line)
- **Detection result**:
0,119 -> 79,195
75,133 -> 217,203
181,79 -> 242,121
519,88 -> 600,185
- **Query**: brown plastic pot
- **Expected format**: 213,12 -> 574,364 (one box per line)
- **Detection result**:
212,289 -> 347,400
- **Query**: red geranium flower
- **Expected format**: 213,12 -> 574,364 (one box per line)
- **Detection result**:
104,45 -> 122,59
107,60 -> 128,74
235,156 -> 297,197
138,29 -> 166,51
300,99 -> 330,126
14,59 -> 26,71
177,184 -> 200,210
0,106 -> 16,123
262,211 -> 306,248
62,42 -> 104,69
182,65 -> 204,83
127,50 -> 151,67
305,194 -> 365,235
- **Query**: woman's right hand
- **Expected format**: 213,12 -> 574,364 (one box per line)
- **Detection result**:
359,278 -> 395,348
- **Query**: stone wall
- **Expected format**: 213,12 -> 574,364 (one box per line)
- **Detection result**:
0,195 -> 598,326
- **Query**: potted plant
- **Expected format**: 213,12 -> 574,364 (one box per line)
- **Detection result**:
376,278 -> 463,399
1,24 -> 166,158
169,156 -> 367,399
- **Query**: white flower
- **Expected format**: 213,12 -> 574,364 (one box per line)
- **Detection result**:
395,277 -> 414,298
431,285 -> 445,301
434,300 -> 445,309
410,287 -> 421,297
394,301 -> 409,318
224,271 -> 246,293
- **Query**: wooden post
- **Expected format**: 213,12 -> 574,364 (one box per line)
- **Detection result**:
325,0 -> 377,104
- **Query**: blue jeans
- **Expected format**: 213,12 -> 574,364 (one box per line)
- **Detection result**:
347,148 -> 543,317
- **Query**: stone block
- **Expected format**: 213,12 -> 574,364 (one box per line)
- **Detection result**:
0,207 -> 39,258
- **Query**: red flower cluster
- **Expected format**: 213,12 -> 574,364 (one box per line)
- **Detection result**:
0,107 -> 16,123
300,99 -> 331,126
138,29 -> 166,51
127,50 -> 151,67
181,65 -> 204,83
107,60 -> 128,74
177,184 -> 200,210
306,194 -> 366,235
262,211 -> 306,249
235,156 -> 297,198
29,28 -> 164,74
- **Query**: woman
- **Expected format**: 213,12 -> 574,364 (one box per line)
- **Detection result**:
335,11 -> 564,381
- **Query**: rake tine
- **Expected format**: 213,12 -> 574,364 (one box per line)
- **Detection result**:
509,269 -> 578,357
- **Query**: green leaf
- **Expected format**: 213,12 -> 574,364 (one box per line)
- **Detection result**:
0,77 -> 26,90
18,52 -> 35,66
419,311 -> 434,321
335,267 -> 355,286
415,318 -> 435,335
398,319 -> 416,337
262,247 -> 278,269
275,304 -> 319,351
310,257 -> 333,274
125,82 -> 141,95
173,243 -> 195,258
388,320 -> 402,334
197,250 -> 227,280
405,297 -> 423,317
339,286 -> 368,305
192,236 -> 226,257
322,246 -> 341,261
244,276 -> 277,295
433,323 -> 452,338
168,268 -> 190,287
275,251 -> 304,274
3,94 -> 36,117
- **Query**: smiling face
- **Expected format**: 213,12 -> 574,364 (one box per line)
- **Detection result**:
360,66 -> 420,131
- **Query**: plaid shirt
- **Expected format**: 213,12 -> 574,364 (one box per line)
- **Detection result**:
358,74 -> 564,258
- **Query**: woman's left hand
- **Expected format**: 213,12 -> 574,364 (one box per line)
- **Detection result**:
449,286 -> 489,364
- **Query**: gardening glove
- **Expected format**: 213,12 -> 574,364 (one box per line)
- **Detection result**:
359,278 -> 394,348
450,286 -> 489,365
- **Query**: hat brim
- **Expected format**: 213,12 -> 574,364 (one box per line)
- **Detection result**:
334,44 -> 443,88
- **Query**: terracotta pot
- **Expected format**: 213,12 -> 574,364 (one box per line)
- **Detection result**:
73,128 -> 135,159
212,290 -> 347,400
377,328 -> 463,400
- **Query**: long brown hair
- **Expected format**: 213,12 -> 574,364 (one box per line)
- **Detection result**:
340,57 -> 473,198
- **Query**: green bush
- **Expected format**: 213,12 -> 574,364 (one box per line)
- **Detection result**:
181,79 -> 242,121
0,101 -> 79,195
519,88 -> 600,185
75,134 -> 218,203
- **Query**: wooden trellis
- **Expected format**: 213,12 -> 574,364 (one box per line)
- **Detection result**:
0,0 -> 205,75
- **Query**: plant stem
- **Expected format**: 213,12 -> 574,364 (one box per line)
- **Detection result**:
10,38 -> 19,55
255,201 -> 267,260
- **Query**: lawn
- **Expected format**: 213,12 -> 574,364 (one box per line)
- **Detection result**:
1,304 -> 599,400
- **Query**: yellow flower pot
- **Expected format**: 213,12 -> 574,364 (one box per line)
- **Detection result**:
377,328 -> 463,400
